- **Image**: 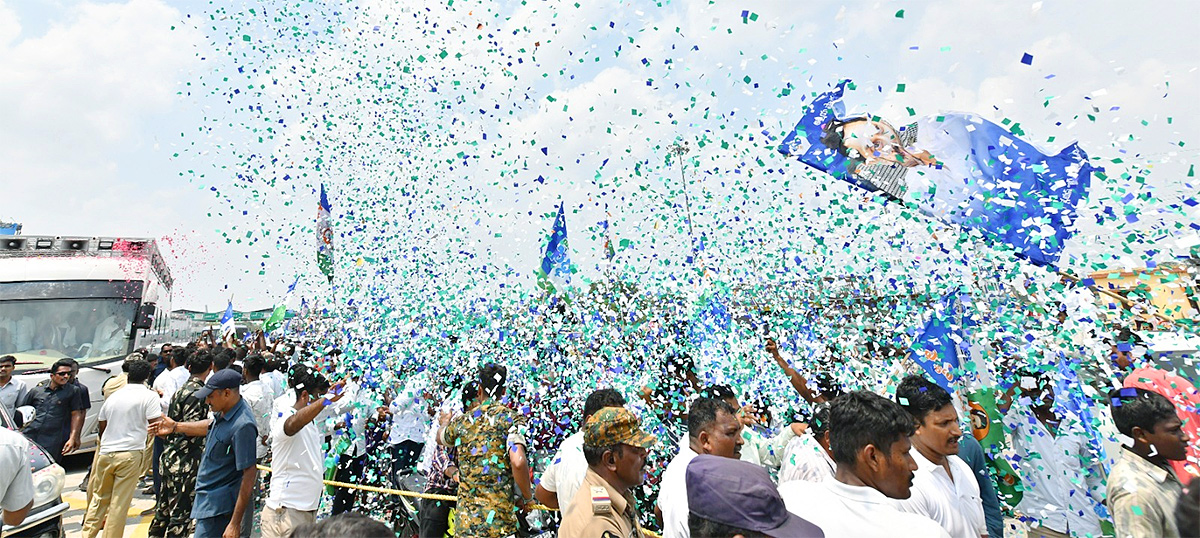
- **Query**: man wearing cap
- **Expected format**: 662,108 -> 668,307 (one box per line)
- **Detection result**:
686,454 -> 823,537
154,368 -> 258,538
559,407 -> 657,538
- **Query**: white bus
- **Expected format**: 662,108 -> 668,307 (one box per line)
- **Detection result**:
0,235 -> 172,453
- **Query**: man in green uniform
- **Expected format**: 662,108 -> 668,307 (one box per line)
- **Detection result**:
148,352 -> 212,538
559,406 -> 657,537
437,363 -> 532,538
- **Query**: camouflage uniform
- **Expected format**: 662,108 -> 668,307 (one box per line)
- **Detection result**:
443,400 -> 527,538
148,377 -> 208,538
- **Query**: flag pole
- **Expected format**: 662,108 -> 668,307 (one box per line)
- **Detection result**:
669,141 -> 697,265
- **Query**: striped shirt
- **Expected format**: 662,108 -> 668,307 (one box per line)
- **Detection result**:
1107,448 -> 1184,538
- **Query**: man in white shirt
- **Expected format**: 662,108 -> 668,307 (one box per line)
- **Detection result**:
261,354 -> 287,402
11,309 -> 35,352
892,375 -> 987,538
239,355 -> 273,460
0,355 -> 27,418
329,376 -> 376,515
657,397 -> 745,538
386,372 -> 431,486
261,365 -> 346,538
80,359 -> 162,538
535,388 -> 627,513
91,313 -> 125,356
779,403 -> 835,484
701,384 -> 808,473
0,427 -> 35,527
779,391 -> 951,538
999,371 -> 1106,538
153,352 -> 186,413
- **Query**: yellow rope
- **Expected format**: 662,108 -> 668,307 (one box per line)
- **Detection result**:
254,465 -> 663,538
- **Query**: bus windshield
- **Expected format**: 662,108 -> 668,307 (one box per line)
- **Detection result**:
0,298 -> 138,371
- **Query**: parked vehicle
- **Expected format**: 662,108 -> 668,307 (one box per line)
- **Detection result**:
0,406 -> 67,538
1,236 -> 173,453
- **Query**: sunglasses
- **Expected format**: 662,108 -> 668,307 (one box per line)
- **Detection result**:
52,371 -> 72,377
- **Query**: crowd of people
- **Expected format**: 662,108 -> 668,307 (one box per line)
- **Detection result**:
0,324 -> 1197,538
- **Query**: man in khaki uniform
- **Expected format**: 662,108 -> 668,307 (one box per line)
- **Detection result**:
560,406 -> 657,538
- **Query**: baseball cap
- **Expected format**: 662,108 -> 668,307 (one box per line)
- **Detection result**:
194,369 -> 243,400
686,455 -> 823,537
584,407 -> 657,449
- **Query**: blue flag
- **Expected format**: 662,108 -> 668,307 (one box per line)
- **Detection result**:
780,80 -> 1093,266
537,202 -> 571,293
911,292 -> 970,394
220,300 -> 235,338
317,184 -> 334,283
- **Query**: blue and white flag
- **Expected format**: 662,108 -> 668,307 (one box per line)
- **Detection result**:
220,300 -> 236,338
537,202 -> 572,293
780,80 -> 1093,266
911,291 -> 971,394
317,184 -> 334,283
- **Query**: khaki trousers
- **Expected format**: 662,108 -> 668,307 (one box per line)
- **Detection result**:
80,450 -> 142,538
260,505 -> 316,538
1028,526 -> 1072,538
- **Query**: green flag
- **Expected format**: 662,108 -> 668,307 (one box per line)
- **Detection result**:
967,388 -> 1023,508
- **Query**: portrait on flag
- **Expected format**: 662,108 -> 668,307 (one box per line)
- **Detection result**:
780,80 -> 1094,266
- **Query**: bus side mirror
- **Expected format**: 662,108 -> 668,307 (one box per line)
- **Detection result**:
134,304 -> 157,330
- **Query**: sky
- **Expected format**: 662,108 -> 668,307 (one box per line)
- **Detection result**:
1,0 -> 1197,313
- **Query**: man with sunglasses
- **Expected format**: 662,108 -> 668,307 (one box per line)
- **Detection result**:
17,358 -> 86,463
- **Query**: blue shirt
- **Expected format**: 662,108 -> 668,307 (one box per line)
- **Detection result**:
192,397 -> 258,519
958,435 -> 1004,538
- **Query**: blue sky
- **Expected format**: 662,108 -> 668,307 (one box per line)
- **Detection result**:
2,0 -> 1197,311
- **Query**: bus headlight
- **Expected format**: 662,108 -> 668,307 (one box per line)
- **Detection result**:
31,464 -> 66,507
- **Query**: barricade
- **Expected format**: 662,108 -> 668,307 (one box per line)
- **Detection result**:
256,465 -> 664,538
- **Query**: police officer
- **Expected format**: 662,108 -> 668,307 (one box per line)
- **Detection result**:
559,407 -> 657,538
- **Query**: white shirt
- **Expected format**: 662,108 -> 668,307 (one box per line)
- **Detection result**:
266,395 -> 325,512
893,448 -> 987,538
540,431 -> 588,513
241,379 -> 273,459
153,366 -> 184,412
1003,407 -> 1105,537
13,316 -> 35,351
263,370 -> 287,402
0,378 -> 28,417
170,365 -> 189,387
91,315 -> 124,355
325,380 -> 370,457
0,427 -> 34,512
97,384 -> 162,454
778,434 -> 835,484
388,376 -> 430,445
780,478 -> 952,538
739,425 -> 797,470
657,445 -> 698,538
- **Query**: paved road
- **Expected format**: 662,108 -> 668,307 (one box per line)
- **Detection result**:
61,452 -> 156,538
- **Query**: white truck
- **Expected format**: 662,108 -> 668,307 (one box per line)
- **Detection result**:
0,235 -> 173,453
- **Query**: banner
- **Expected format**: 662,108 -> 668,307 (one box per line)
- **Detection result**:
779,80 -> 1093,266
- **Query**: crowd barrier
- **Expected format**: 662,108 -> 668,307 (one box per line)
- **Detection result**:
255,465 -> 664,538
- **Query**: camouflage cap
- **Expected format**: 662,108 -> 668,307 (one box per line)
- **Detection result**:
584,406 -> 657,449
